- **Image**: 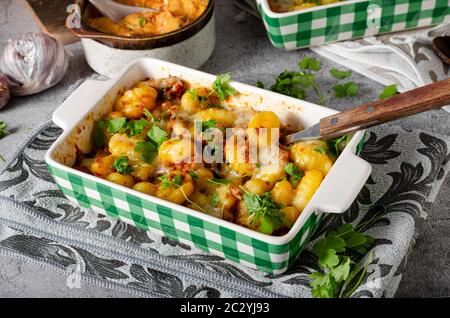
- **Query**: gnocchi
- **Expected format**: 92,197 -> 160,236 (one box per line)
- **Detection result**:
76,75 -> 345,236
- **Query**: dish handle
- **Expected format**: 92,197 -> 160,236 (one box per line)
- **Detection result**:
53,79 -> 112,130
313,153 -> 372,214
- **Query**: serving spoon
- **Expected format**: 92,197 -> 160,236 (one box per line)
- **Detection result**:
89,0 -> 157,23
285,78 -> 450,145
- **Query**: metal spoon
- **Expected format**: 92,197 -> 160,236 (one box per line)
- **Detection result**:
89,0 -> 157,23
285,78 -> 450,145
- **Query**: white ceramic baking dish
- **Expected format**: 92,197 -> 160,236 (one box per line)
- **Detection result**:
45,58 -> 371,274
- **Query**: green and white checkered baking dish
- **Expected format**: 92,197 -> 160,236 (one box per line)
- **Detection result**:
45,58 -> 371,274
257,0 -> 450,50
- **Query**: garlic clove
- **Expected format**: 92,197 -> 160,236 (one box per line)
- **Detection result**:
0,32 -> 69,96
0,73 -> 11,109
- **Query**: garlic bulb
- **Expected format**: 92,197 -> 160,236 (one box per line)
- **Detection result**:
0,73 -> 10,109
0,33 -> 68,96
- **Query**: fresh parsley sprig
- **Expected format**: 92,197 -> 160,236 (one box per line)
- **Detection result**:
379,84 -> 398,99
284,163 -> 303,188
333,82 -> 358,98
330,68 -> 351,79
212,73 -> 237,101
310,223 -> 374,298
0,121 -> 9,139
135,141 -> 157,164
327,135 -> 351,157
270,56 -> 325,105
113,156 -> 133,175
147,126 -> 168,148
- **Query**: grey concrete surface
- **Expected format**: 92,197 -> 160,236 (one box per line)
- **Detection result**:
0,0 -> 449,298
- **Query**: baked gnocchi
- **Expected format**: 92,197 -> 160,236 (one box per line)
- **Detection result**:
269,0 -> 342,13
75,74 -> 349,235
88,0 -> 209,37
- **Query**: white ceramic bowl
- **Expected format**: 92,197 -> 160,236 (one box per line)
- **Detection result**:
68,0 -> 216,77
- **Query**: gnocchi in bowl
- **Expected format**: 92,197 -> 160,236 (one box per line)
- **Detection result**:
73,74 -> 347,236
47,58 -> 371,273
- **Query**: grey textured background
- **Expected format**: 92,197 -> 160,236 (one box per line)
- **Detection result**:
0,0 -> 449,297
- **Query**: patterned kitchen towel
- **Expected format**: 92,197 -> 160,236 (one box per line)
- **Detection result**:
0,119 -> 449,297
233,1 -> 450,112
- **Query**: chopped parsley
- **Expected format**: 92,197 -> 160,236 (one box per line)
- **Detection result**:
158,175 -> 171,189
0,121 -> 8,139
139,17 -> 148,27
208,178 -> 231,186
330,68 -> 352,79
256,81 -> 265,89
327,135 -> 351,157
202,120 -> 217,131
147,126 -> 168,148
314,145 -> 328,155
242,191 -> 283,234
298,56 -> 321,71
270,57 -> 325,105
134,141 -> 157,163
172,174 -> 183,187
125,118 -> 150,136
159,174 -> 183,189
107,117 -> 127,134
113,156 -> 133,175
210,193 -> 220,207
379,84 -> 398,99
212,73 -> 237,101
143,109 -> 160,122
188,171 -> 198,179
284,163 -> 304,188
333,82 -> 358,98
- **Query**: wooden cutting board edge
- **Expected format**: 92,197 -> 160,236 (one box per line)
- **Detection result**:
18,0 -> 80,45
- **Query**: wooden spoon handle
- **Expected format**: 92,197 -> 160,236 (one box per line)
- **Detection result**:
319,78 -> 450,139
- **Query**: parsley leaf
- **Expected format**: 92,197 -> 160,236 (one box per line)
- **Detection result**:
310,223 -> 375,298
159,174 -> 184,189
242,191 -> 283,234
299,56 -> 321,71
270,67 -> 325,105
107,117 -> 127,134
284,163 -> 303,188
256,81 -> 265,89
202,120 -> 217,131
188,171 -> 198,179
134,141 -> 157,163
125,118 -> 150,136
0,121 -> 8,139
158,175 -> 171,189
330,68 -> 351,79
210,193 -> 220,207
93,120 -> 108,148
379,84 -> 398,99
172,174 -> 183,187
212,73 -> 237,101
208,178 -> 231,186
327,135 -> 350,157
333,82 -> 358,98
314,145 -> 327,155
139,17 -> 147,27
143,109 -> 160,122
113,156 -> 133,175
270,71 -> 306,100
147,126 -> 168,148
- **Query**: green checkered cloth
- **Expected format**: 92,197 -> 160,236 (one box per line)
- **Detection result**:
257,0 -> 450,49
